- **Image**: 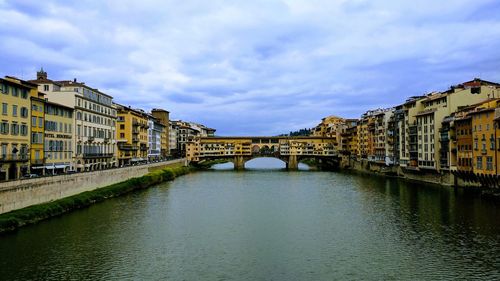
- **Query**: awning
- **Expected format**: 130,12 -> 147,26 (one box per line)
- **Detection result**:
55,165 -> 68,169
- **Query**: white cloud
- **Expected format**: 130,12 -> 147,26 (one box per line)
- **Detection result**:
1,0 -> 500,135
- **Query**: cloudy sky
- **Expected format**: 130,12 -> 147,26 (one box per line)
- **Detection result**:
1,0 -> 500,135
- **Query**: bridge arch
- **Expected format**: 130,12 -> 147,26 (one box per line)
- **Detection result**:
244,156 -> 288,169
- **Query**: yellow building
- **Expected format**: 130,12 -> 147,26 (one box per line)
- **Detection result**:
115,104 -> 149,166
469,99 -> 500,175
313,115 -> 346,150
30,89 -> 46,174
44,101 -> 74,174
0,77 -> 34,180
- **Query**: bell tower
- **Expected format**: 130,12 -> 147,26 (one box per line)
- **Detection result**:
36,67 -> 47,80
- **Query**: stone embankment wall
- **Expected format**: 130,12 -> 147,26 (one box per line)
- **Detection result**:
342,157 -> 456,187
0,159 -> 186,214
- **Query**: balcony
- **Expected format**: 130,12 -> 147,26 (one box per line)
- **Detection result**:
83,153 -> 114,158
0,154 -> 29,162
118,144 -> 138,151
408,126 -> 417,136
88,136 -> 95,142
104,137 -> 111,143
31,159 -> 45,165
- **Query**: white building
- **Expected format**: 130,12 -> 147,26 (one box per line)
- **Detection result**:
30,69 -> 117,171
147,115 -> 164,161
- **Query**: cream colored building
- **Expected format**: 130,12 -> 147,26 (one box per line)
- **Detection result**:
30,69 -> 117,171
413,79 -> 500,171
44,101 -> 74,174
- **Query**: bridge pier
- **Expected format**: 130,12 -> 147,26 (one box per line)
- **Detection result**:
287,155 -> 298,170
234,156 -> 245,170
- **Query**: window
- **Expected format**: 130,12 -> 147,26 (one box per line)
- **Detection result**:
32,132 -> 43,144
486,157 -> 493,170
20,107 -> 28,118
11,123 -> 19,135
21,89 -> 28,99
1,84 -> 8,95
12,105 -> 17,117
476,156 -> 483,169
0,121 -> 8,134
12,88 -> 18,97
38,117 -> 43,128
32,117 -> 37,127
2,103 -> 7,115
44,85 -> 49,91
20,124 -> 28,136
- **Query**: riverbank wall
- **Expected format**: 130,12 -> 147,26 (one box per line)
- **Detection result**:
341,157 -> 488,189
0,159 -> 187,215
0,160 -> 191,234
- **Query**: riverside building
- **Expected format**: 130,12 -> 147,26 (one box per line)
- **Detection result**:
43,101 -> 74,174
147,114 -> 165,162
115,104 -> 149,166
0,77 -> 34,180
151,108 -> 170,158
29,81 -> 46,174
30,69 -> 117,172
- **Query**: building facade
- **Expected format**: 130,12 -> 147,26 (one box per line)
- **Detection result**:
115,104 -> 149,166
30,70 -> 117,171
0,77 -> 33,180
151,109 -> 170,158
44,101 -> 74,174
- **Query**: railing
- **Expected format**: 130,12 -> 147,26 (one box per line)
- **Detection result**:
0,154 -> 29,161
118,144 -> 138,151
31,159 -> 45,165
83,153 -> 114,158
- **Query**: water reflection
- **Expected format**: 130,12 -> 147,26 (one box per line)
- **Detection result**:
0,168 -> 499,280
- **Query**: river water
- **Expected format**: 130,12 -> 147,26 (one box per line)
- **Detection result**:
0,158 -> 499,280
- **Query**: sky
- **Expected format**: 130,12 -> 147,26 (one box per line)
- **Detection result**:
1,0 -> 500,135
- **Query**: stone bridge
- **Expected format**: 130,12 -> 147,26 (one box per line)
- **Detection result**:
186,136 -> 339,170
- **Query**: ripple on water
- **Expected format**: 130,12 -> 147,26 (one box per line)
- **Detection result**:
0,168 -> 499,280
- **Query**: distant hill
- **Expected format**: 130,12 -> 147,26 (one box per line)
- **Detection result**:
277,128 -> 312,137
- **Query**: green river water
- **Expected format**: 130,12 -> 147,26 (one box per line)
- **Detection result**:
0,158 -> 499,280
